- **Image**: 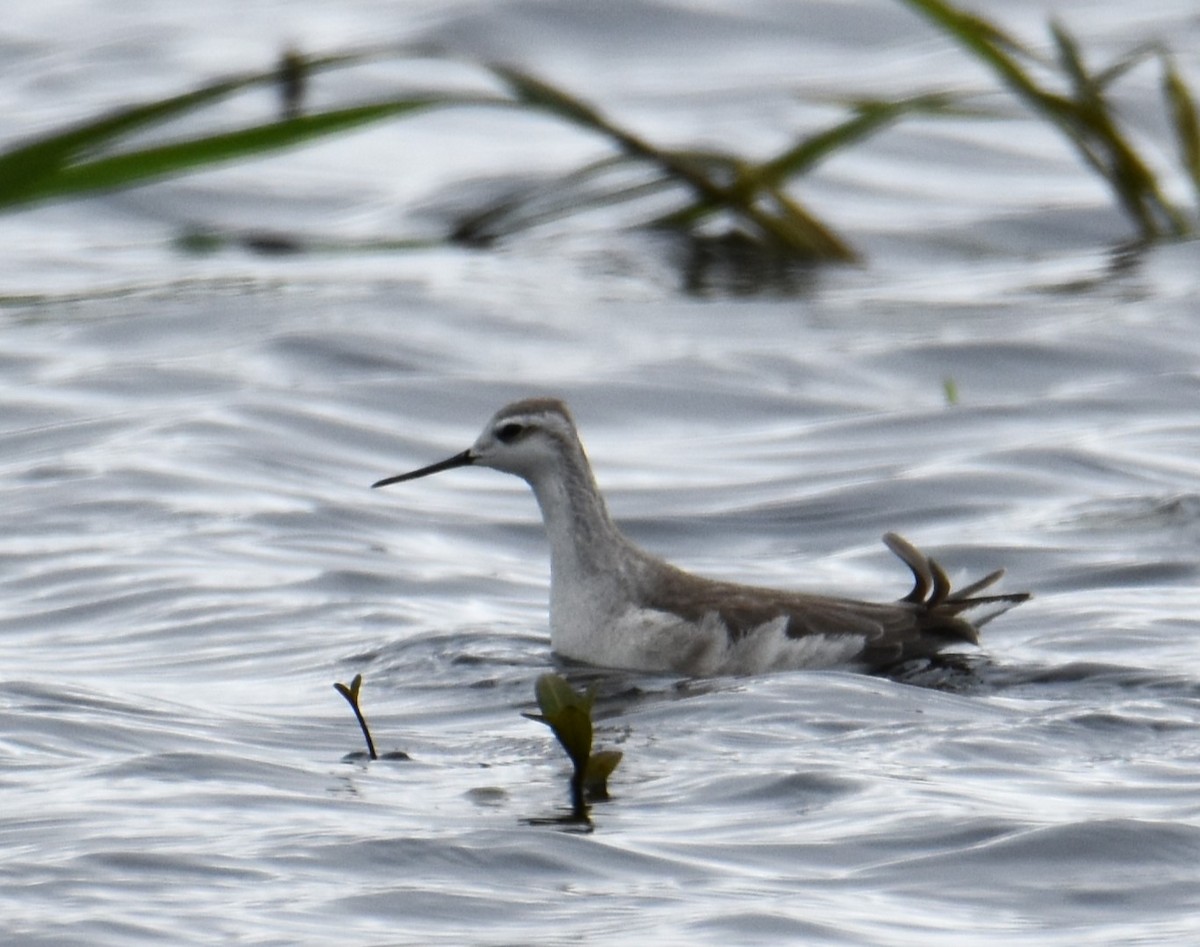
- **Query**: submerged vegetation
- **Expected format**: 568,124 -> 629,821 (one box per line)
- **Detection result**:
1,0 -> 1197,263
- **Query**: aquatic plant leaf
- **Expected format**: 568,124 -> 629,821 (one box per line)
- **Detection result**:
534,673 -> 579,718
528,675 -> 617,816
490,66 -> 612,132
898,0 -> 1047,105
333,672 -> 377,761
490,65 -> 716,193
0,50 -> 374,209
1051,20 -> 1094,102
583,749 -> 623,799
1093,43 -> 1158,91
654,93 -> 948,250
7,96 -> 485,209
1044,20 -> 1164,231
490,64 -> 856,261
764,93 -> 959,182
901,0 -> 1193,240
536,672 -> 597,714
450,155 -> 676,245
0,73 -> 264,206
333,673 -> 365,704
1163,57 -> 1200,199
532,673 -> 601,774
659,93 -> 957,239
545,705 -> 593,773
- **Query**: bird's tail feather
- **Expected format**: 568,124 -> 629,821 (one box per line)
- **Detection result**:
883,532 -> 1029,626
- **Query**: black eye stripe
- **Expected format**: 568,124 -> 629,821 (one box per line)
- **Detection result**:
496,422 -> 525,443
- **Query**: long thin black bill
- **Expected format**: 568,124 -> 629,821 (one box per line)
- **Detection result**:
372,449 -> 474,488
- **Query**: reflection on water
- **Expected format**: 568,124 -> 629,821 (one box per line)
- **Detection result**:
3,0 -> 1200,945
672,231 -> 824,298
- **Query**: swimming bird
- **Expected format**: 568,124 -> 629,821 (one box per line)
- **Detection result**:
373,397 -> 1029,677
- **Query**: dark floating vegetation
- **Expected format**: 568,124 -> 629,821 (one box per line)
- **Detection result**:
4,0 -> 1196,263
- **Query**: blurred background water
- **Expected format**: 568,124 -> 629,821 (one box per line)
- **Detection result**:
3,1 -> 1200,944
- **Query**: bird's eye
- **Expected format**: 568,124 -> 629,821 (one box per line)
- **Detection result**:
496,422 -> 525,444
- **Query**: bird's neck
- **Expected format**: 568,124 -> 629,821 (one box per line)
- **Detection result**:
526,446 -> 631,584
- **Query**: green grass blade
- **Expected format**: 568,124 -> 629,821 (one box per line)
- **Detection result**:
1163,55 -> 1200,200
659,93 -> 956,236
899,1 -> 1107,180
902,0 -> 1192,239
0,73 -> 263,205
451,156 -> 679,244
897,0 -> 1051,107
760,93 -> 958,182
0,50 -> 374,207
490,64 -> 684,174
1050,20 -> 1093,102
1046,21 -> 1155,229
752,186 -> 857,260
1093,42 -> 1158,91
5,95 -> 490,208
490,65 -> 613,132
490,64 -> 856,260
1049,21 -> 1188,236
899,0 -> 1090,141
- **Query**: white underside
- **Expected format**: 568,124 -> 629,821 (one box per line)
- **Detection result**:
552,606 -> 867,677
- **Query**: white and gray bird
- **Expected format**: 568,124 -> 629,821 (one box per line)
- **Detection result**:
373,397 -> 1028,676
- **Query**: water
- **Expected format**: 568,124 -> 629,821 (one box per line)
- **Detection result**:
3,1 -> 1200,944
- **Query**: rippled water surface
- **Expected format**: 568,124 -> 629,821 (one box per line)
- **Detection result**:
4,1 -> 1200,944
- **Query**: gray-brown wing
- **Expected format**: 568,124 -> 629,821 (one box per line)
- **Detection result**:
638,532 -> 1028,669
644,580 -> 947,667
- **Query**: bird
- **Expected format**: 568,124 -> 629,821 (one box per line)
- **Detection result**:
372,397 -> 1029,677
